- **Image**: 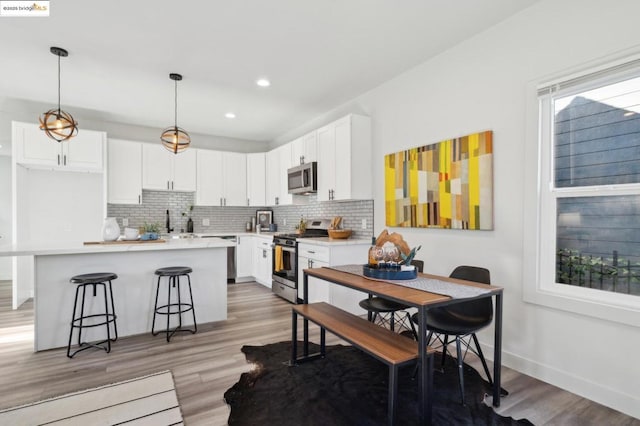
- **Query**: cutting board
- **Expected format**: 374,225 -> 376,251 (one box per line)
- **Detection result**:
83,239 -> 166,245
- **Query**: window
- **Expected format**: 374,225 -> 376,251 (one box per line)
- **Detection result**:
525,56 -> 640,326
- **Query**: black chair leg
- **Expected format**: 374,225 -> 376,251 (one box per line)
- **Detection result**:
456,337 -> 466,405
186,274 -> 197,333
101,283 -> 112,353
152,276 -> 161,336
472,333 -> 493,385
441,334 -> 449,369
107,280 -> 118,341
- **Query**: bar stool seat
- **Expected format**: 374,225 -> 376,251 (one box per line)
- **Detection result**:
152,266 -> 197,342
67,272 -> 118,358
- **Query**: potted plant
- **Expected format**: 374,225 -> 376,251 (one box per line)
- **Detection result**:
140,222 -> 160,240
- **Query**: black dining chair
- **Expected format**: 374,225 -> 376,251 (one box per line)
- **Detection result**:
412,265 -> 493,405
358,259 -> 424,338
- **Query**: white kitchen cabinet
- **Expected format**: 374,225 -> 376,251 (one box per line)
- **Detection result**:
297,241 -> 369,314
317,114 -> 371,201
236,235 -> 253,281
247,152 -> 266,206
265,143 -> 294,207
253,236 -> 273,287
196,149 -> 247,206
278,144 -> 293,206
224,152 -> 247,206
107,139 -> 142,204
13,121 -> 105,172
265,148 -> 280,206
142,143 -> 196,191
290,130 -> 317,166
297,245 -> 330,303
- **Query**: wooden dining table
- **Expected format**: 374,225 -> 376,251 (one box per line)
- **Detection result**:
301,266 -> 504,425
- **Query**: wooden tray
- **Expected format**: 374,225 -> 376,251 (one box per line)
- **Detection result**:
83,239 -> 166,245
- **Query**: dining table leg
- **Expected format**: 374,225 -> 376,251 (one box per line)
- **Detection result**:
493,292 -> 503,407
303,272 -> 309,357
419,306 -> 432,425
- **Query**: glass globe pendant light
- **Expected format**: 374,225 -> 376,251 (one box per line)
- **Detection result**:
160,73 -> 190,154
39,47 -> 78,142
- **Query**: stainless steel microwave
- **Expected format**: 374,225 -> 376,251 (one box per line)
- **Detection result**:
287,161 -> 317,194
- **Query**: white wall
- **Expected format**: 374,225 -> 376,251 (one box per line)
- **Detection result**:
0,156 -> 11,279
290,0 -> 640,418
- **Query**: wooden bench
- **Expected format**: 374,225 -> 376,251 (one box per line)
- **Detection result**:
291,302 -> 435,426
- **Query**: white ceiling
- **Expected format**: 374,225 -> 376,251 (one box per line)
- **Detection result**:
0,0 -> 539,144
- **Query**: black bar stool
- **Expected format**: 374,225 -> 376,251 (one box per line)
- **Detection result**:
67,272 -> 118,358
152,266 -> 197,342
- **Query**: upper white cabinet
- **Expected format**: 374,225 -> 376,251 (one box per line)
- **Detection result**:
317,114 -> 371,201
107,139 -> 142,204
290,130 -> 317,166
247,152 -> 266,206
195,149 -> 247,206
13,121 -> 105,172
265,144 -> 292,206
278,144 -> 293,206
265,149 -> 280,206
142,143 -> 196,191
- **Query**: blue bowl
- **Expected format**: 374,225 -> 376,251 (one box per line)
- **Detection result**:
140,232 -> 158,241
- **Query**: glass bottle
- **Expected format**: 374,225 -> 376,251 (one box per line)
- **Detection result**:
368,237 -> 380,268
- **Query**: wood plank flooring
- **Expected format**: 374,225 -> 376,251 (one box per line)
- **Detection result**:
0,280 -> 637,425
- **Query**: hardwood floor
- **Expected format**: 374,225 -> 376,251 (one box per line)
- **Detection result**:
0,280 -> 637,425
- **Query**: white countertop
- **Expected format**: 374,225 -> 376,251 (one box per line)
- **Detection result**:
0,237 -> 234,257
0,232 -> 371,256
296,237 -> 371,246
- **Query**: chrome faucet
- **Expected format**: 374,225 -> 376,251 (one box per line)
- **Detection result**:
166,209 -> 174,233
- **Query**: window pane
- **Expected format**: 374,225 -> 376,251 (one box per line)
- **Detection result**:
556,195 -> 640,295
554,76 -> 640,188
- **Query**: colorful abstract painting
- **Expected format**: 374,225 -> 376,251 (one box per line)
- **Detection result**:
385,130 -> 493,230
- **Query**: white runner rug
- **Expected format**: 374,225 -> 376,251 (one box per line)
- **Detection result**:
0,370 -> 183,425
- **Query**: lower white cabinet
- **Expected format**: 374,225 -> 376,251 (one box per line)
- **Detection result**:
297,242 -> 369,314
236,235 -> 253,280
253,237 -> 273,287
297,253 -> 329,303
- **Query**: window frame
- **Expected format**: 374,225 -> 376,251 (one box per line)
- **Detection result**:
523,54 -> 640,328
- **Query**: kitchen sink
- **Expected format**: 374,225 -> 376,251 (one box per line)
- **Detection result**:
162,233 -> 200,239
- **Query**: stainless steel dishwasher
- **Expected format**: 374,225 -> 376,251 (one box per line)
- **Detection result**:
201,235 -> 236,283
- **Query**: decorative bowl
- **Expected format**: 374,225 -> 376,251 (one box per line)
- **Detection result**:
363,264 -> 417,280
328,229 -> 352,239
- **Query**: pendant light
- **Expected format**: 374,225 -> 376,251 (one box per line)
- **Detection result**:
39,46 -> 78,142
161,73 -> 190,154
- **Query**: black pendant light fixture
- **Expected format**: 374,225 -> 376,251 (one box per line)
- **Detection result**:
39,46 -> 78,142
161,73 -> 190,154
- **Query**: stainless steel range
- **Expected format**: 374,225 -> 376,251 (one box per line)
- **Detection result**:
272,218 -> 331,303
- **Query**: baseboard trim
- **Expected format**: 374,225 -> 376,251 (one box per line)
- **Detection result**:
478,342 -> 640,419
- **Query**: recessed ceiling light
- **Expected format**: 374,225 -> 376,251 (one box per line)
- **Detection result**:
256,78 -> 270,87
624,111 -> 635,117
225,112 -> 236,119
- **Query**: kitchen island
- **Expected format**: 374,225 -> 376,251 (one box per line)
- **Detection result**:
0,238 -> 233,351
